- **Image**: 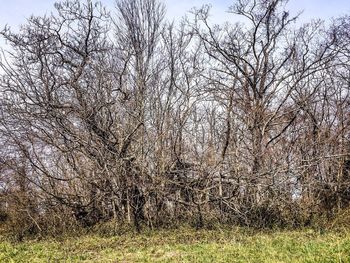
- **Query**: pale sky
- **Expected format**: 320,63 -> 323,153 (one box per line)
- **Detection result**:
0,0 -> 349,45
0,0 -> 348,75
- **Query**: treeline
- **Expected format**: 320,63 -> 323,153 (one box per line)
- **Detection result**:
0,0 -> 350,237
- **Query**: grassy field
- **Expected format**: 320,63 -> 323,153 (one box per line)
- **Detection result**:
1,227 -> 350,262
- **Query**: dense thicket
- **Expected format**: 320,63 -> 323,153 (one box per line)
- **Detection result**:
1,0 -> 350,237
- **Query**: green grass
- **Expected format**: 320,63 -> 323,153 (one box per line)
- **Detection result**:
1,227 -> 350,262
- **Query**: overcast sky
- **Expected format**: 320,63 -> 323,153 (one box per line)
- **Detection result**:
0,0 -> 349,29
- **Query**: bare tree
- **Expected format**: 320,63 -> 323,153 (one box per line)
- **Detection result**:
0,0 -> 350,235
